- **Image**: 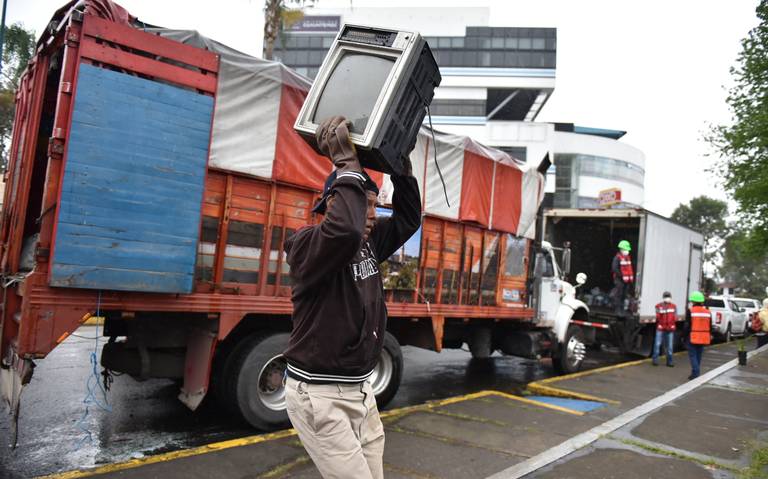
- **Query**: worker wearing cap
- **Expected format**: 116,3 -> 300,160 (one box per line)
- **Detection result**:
283,116 -> 421,479
610,240 -> 634,316
683,291 -> 712,380
652,291 -> 677,367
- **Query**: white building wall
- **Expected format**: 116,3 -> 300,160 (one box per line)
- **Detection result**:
553,131 -> 645,170
553,130 -> 645,207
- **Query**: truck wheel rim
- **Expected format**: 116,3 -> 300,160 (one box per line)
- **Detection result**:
566,336 -> 586,369
369,349 -> 394,396
257,354 -> 288,411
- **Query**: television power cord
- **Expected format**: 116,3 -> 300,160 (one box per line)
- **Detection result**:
425,105 -> 450,208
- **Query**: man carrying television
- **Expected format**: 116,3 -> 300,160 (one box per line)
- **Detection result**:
283,116 -> 421,479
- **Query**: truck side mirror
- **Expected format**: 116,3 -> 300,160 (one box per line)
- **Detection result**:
575,272 -> 587,286
562,242 -> 571,275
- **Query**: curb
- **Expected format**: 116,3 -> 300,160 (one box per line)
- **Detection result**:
486,343 -> 768,479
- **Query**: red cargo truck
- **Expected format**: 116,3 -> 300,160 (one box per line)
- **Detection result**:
1,0 -> 594,434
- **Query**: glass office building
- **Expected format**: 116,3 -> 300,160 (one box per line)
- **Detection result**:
275,8 -> 644,208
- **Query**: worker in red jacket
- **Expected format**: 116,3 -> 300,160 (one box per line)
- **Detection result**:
610,240 -> 634,316
652,291 -> 677,367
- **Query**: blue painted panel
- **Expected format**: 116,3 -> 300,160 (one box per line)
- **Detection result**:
525,396 -> 606,413
51,63 -> 213,293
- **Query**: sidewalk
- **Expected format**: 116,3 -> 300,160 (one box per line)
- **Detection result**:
44,340 -> 768,479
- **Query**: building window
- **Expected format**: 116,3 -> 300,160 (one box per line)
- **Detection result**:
429,99 -> 486,116
553,153 -> 645,208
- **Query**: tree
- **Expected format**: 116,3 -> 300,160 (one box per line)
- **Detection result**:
0,23 -> 36,171
707,0 -> 768,256
720,228 -> 768,297
263,0 -> 313,60
670,196 -> 730,266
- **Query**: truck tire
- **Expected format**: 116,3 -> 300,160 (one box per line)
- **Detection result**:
469,326 -> 493,359
370,332 -> 403,408
724,324 -> 732,343
553,325 -> 586,375
226,332 -> 290,430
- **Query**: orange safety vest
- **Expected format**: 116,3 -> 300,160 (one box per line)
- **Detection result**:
615,253 -> 634,283
689,305 -> 711,345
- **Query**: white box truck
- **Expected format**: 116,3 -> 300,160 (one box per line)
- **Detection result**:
542,208 -> 705,355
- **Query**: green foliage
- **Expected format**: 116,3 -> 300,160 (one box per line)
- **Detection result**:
670,196 -> 730,266
739,442 -> 768,479
720,227 -> 768,297
708,0 -> 768,257
380,258 -> 418,290
2,23 -> 36,90
0,23 -> 36,171
263,1 -> 314,60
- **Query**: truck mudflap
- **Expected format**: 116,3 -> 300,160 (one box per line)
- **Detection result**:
0,349 -> 34,448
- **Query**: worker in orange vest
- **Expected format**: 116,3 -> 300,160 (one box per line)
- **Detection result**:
610,240 -> 634,316
683,291 -> 711,380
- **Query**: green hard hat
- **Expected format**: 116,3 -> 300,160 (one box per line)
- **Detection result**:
689,291 -> 705,303
618,240 -> 631,251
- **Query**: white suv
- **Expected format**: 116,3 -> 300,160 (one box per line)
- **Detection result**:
733,298 -> 761,333
704,296 -> 748,342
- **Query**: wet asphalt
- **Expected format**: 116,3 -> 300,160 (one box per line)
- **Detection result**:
0,326 -> 628,478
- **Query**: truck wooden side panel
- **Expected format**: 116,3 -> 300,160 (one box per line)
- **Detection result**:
1,12 -> 536,367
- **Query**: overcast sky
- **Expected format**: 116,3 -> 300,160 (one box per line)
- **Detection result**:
7,0 -> 759,216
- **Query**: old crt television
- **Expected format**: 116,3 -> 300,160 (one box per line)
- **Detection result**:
294,24 -> 441,175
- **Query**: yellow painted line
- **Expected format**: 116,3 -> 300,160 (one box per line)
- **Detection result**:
41,389 -> 587,478
38,429 -> 298,479
527,382 -> 621,405
528,340 -> 742,405
536,358 -> 648,386
487,390 -> 585,416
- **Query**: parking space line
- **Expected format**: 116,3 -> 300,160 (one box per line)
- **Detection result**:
38,429 -> 298,479
41,389 -> 585,478
527,341 -> 739,405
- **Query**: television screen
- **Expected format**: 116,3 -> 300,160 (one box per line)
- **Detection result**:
312,52 -> 396,134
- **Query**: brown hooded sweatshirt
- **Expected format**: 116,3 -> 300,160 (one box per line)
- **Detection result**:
283,172 -> 421,383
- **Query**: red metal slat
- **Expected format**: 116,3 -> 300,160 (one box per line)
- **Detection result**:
82,15 -> 219,72
79,38 -> 217,93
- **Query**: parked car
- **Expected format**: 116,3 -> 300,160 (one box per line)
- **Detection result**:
705,296 -> 749,341
732,298 -> 761,333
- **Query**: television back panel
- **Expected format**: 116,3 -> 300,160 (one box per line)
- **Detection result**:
368,37 -> 440,175
294,24 -> 441,176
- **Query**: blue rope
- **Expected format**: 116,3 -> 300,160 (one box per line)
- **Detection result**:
74,291 -> 112,450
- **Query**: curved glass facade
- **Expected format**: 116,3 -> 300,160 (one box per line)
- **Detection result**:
554,153 -> 645,208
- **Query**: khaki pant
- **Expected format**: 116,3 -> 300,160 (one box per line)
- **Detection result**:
285,377 -> 385,479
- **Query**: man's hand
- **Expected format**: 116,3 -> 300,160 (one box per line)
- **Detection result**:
315,116 -> 361,174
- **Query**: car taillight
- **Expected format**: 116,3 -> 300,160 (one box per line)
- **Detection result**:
716,312 -> 722,324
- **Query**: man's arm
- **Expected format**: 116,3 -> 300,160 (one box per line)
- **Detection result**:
287,176 -> 367,289
370,160 -> 422,262
611,255 -> 621,279
286,116 -> 367,290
